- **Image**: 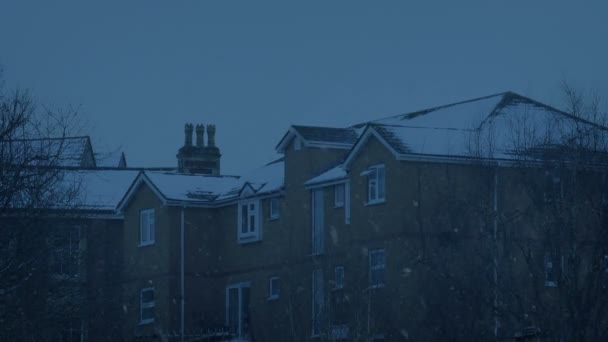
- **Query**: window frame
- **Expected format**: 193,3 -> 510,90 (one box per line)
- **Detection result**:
269,197 -> 280,220
139,208 -> 155,247
140,287 -> 155,325
369,249 -> 386,288
268,276 -> 280,300
226,281 -> 252,339
366,164 -> 386,204
237,200 -> 262,243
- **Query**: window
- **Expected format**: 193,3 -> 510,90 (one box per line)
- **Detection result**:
369,249 -> 386,288
334,184 -> 345,207
226,282 -> 251,339
52,226 -> 81,277
140,287 -> 155,324
269,197 -> 280,220
544,254 -> 557,287
268,276 -> 280,300
237,200 -> 262,242
334,266 -> 344,290
139,209 -> 155,246
312,269 -> 325,336
366,165 -> 385,204
312,189 -> 325,255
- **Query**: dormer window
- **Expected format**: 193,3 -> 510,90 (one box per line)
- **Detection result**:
237,200 -> 262,243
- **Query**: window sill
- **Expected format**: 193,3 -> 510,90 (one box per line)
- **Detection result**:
544,281 -> 558,287
267,295 -> 279,301
269,216 -> 280,221
238,236 -> 262,244
138,319 -> 154,326
334,203 -> 345,209
331,286 -> 344,292
365,199 -> 386,206
138,241 -> 155,247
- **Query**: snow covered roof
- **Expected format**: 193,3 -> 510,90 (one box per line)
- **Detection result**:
0,136 -> 96,168
218,158 -> 285,200
143,172 -> 240,202
304,164 -> 347,187
343,92 -> 608,166
70,169 -> 139,211
118,159 -> 285,210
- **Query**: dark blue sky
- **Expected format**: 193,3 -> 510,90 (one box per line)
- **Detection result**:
1,1 -> 607,174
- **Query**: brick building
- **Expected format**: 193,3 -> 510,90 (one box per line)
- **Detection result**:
115,92 -> 608,341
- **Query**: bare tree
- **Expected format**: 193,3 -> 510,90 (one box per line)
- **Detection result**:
0,69 -> 85,341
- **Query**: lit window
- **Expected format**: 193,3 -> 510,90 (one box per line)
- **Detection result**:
334,184 -> 345,208
237,200 -> 262,242
369,249 -> 386,288
140,288 -> 155,324
334,266 -> 344,289
139,209 -> 155,246
366,165 -> 385,204
268,276 -> 280,300
269,198 -> 280,220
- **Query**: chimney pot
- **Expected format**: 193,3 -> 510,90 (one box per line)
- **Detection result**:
195,124 -> 205,147
207,124 -> 216,147
184,123 -> 194,147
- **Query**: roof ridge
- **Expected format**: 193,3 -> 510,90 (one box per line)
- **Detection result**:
351,92 -> 511,128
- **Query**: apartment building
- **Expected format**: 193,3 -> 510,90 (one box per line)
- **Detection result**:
115,92 -> 608,341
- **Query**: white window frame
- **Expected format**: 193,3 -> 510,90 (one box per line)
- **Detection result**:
334,184 -> 345,208
334,266 -> 344,290
365,164 -> 386,204
268,276 -> 280,300
139,208 -> 155,246
269,197 -> 280,220
237,200 -> 262,243
140,287 -> 155,324
369,249 -> 386,288
226,282 -> 252,339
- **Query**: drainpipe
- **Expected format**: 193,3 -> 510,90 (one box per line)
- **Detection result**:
180,206 -> 185,342
493,168 -> 499,339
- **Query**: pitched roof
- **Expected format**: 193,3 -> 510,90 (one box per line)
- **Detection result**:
292,125 -> 359,145
304,164 -> 347,187
69,169 -> 139,211
275,125 -> 360,153
307,91 -> 608,182
0,136 -> 95,168
118,159 -> 285,209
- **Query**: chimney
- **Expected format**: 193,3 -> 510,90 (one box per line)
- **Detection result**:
195,124 -> 205,147
184,123 -> 193,147
207,124 -> 216,147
